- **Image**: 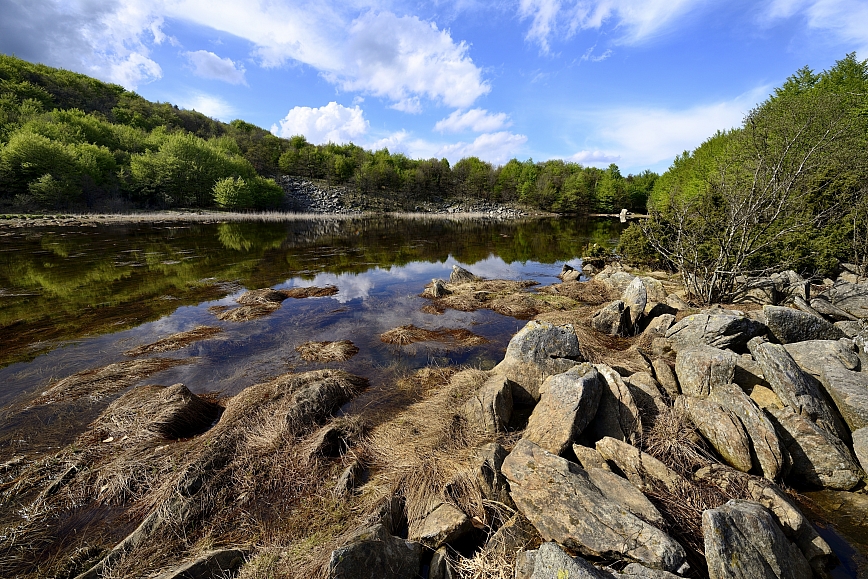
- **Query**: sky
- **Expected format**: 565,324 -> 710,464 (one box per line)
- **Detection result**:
1,0 -> 866,174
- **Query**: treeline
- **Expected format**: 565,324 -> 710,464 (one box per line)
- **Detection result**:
0,54 -> 653,213
620,53 -> 868,303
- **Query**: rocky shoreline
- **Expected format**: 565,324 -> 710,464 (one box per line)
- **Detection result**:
2,263 -> 867,579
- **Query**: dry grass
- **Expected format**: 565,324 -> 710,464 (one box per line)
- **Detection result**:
454,547 -> 516,579
295,340 -> 359,362
283,286 -> 339,299
424,279 -> 569,320
535,279 -> 615,304
642,406 -> 716,479
236,288 -> 289,305
123,326 -> 223,356
31,357 -> 196,406
379,325 -> 488,347
215,303 -> 280,321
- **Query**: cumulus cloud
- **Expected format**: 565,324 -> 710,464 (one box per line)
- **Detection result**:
435,109 -> 512,133
272,102 -> 370,144
178,93 -> 237,120
519,0 -> 703,52
765,0 -> 868,53
567,150 -> 621,165
186,50 -> 246,84
437,132 -> 528,164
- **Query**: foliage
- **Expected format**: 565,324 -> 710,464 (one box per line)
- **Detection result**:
639,53 -> 868,302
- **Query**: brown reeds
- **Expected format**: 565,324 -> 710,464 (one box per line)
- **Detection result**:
379,325 -> 488,347
123,326 -> 223,356
236,288 -> 289,305
282,286 -> 339,299
295,340 -> 359,362
215,303 -> 280,321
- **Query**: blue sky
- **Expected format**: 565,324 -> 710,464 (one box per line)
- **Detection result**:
1,0 -> 866,174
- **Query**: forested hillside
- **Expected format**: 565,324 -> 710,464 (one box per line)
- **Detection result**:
0,54 -> 654,213
619,53 -> 868,302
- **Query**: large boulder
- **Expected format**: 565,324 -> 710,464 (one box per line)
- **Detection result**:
502,439 -> 687,572
585,467 -> 666,527
462,374 -> 513,433
749,341 -> 848,440
529,542 -> 614,579
818,363 -> 868,432
592,300 -> 632,336
586,364 -> 642,444
665,313 -> 766,352
676,395 -> 753,472
472,443 -> 513,507
450,264 -> 478,284
523,364 -> 602,454
651,359 -> 680,398
595,437 -> 689,495
408,503 -> 473,549
766,406 -> 864,490
625,372 -> 669,419
155,549 -> 245,579
328,524 -> 422,579
782,339 -> 859,380
854,427 -> 868,473
709,383 -> 787,480
675,346 -> 737,399
824,281 -> 868,319
493,321 -> 584,404
623,277 -> 648,327
702,500 -> 812,579
763,305 -> 845,344
810,296 -> 857,321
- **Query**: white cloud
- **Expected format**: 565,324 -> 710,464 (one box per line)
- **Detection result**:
519,0 -> 703,52
186,50 -> 246,84
437,132 -> 528,164
272,102 -> 369,144
765,0 -> 868,53
435,109 -> 512,133
106,52 -> 163,88
567,150 -> 621,165
179,93 -> 236,120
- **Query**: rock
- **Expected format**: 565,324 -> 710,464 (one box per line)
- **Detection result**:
854,427 -> 868,472
515,549 -> 537,579
651,359 -> 679,398
676,395 -> 753,472
426,279 -> 450,298
560,263 -> 582,282
592,300 -> 632,336
334,460 -> 365,498
493,321 -> 584,404
675,346 -> 737,398
749,341 -> 847,440
572,444 -> 611,471
595,437 -> 689,495
702,500 -> 812,579
523,364 -> 602,454
751,385 -> 783,409
665,313 -> 766,352
810,297 -> 857,321
793,296 -> 822,318
734,355 -> 768,391
817,363 -> 868,431
763,305 -> 845,344
642,313 -> 676,341
585,467 -> 666,527
623,277 -> 648,327
328,524 -> 422,579
824,281 -> 868,319
483,514 -> 538,557
155,549 -> 246,579
596,270 -> 637,295
642,277 -> 668,304
473,443 -> 514,507
782,340 -> 859,380
450,265 -> 478,284
710,383 -> 787,480
626,372 -> 668,419
502,440 -> 687,572
530,542 -> 614,579
666,294 -> 690,310
767,406 -> 863,490
409,503 -> 473,549
429,547 -> 455,579
463,374 -> 513,433
618,563 -> 683,579
834,320 -> 864,337
586,364 -> 642,444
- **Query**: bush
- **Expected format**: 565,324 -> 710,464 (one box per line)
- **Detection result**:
617,222 -> 660,267
213,177 -> 252,209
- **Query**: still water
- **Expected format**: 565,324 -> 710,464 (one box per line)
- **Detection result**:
0,216 -> 623,458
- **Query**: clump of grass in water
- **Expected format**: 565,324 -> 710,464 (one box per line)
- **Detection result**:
123,326 -> 222,357
379,325 -> 488,347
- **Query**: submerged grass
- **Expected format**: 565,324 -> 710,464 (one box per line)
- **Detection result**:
123,326 -> 223,356
295,340 -> 359,362
379,325 -> 488,347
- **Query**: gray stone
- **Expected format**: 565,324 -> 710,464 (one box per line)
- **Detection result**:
677,395 -> 753,472
734,355 -> 768,391
825,281 -> 868,319
854,427 -> 868,473
642,314 -> 676,342
473,443 -> 513,507
666,294 -> 690,310
523,364 -> 602,454
560,263 -> 581,282
811,297 -> 857,321
484,514 -> 537,557
749,341 -> 848,440
427,279 -> 450,298
328,524 -> 422,579
675,346 -> 737,398
463,374 -> 513,433
783,339 -> 859,380
493,321 -> 584,404
515,549 -> 537,579
618,563 -> 683,579
334,460 -> 365,498
818,363 -> 868,432
572,444 -> 611,471
155,549 -> 246,579
626,372 -> 668,418
592,300 -> 632,336
530,542 -> 614,579
763,305 -> 845,344
587,364 -> 642,444
793,296 -> 822,318
450,264 -> 478,284
710,383 -> 787,480
585,467 -> 666,527
502,440 -> 687,572
665,313 -> 766,351
409,503 -> 473,549
595,437 -> 689,495
702,500 -> 812,579
651,359 -> 679,398
430,547 -> 454,579
642,277 -> 668,304
623,277 -> 648,326
767,406 -> 863,490
833,320 -> 864,337
596,270 -> 638,295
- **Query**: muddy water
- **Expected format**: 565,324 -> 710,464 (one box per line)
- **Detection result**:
0,216 -> 623,458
